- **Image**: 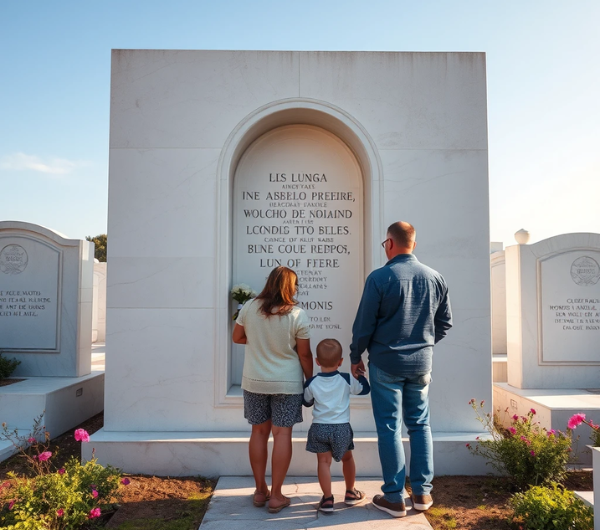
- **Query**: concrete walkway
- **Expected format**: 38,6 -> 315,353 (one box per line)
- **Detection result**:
200,476 -> 432,529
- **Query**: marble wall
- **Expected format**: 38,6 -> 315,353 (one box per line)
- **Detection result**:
105,50 -> 491,434
0,221 -> 93,377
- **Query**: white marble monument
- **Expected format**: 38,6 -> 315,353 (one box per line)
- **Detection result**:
0,222 -> 103,462
505,233 -> 600,389
0,221 -> 94,377
87,50 -> 492,476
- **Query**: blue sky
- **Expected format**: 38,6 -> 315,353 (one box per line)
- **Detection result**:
1,0 -> 599,246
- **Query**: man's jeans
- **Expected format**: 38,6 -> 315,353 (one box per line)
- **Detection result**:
369,363 -> 433,502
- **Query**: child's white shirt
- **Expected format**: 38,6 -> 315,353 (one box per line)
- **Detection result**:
303,371 -> 370,424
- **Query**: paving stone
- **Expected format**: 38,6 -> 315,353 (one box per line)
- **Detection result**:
200,476 -> 432,529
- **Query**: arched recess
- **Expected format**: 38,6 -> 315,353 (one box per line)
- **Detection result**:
214,98 -> 383,406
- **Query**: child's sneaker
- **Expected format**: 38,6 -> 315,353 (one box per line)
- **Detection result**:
344,488 -> 366,506
318,495 -> 334,513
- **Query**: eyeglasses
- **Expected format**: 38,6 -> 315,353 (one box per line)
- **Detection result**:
381,238 -> 391,249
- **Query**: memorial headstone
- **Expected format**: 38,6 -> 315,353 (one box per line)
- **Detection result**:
505,233 -> 600,388
0,221 -> 94,377
88,50 -> 492,476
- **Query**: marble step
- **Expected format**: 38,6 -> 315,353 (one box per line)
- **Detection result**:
85,429 -> 490,477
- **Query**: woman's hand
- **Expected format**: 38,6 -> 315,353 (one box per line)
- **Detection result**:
232,323 -> 247,344
296,338 -> 313,380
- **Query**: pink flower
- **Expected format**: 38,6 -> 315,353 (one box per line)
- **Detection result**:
57,509 -> 64,517
530,451 -> 536,457
530,408 -> 536,415
88,507 -> 101,519
568,413 -> 586,430
58,468 -> 65,475
509,427 -> 517,435
28,437 -> 36,444
8,500 -> 15,510
469,398 -> 475,405
547,429 -> 556,437
512,414 -> 519,421
480,400 -> 485,406
74,429 -> 90,443
92,489 -> 99,498
121,477 -> 131,485
38,451 -> 52,461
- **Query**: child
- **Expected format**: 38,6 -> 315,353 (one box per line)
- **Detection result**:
303,338 -> 371,513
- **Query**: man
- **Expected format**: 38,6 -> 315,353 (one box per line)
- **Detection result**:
350,221 -> 452,518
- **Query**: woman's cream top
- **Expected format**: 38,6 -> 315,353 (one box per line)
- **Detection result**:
236,298 -> 311,394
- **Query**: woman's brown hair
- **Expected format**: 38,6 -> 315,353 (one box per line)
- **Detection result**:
255,266 -> 298,317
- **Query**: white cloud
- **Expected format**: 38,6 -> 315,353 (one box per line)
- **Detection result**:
0,152 -> 89,175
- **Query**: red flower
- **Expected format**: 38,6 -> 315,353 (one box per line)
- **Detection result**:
88,507 -> 101,519
74,429 -> 90,442
568,413 -> 586,430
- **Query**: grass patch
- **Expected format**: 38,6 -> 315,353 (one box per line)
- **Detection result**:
426,506 -> 458,529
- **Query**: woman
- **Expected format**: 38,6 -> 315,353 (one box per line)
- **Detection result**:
232,266 -> 313,513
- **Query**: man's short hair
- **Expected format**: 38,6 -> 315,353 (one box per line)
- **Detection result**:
387,221 -> 416,248
316,338 -> 343,368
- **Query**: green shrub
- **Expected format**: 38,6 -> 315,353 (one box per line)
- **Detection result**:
467,401 -> 572,490
511,483 -> 593,530
0,417 -> 126,529
0,352 -> 20,380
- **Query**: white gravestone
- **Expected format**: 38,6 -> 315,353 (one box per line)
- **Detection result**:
0,221 -> 94,377
232,125 -> 362,382
90,50 -> 492,476
506,233 -> 600,388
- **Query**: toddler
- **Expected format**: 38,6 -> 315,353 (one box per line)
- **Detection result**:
303,338 -> 370,513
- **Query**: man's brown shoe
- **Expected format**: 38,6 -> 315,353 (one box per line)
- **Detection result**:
372,494 -> 407,517
412,494 -> 433,512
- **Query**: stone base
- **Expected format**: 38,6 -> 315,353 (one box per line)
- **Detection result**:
494,383 -> 600,465
0,372 -> 104,462
84,430 -> 490,477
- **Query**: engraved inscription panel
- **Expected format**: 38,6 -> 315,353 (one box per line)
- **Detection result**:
0,238 -> 60,350
232,125 -> 363,384
541,250 -> 600,363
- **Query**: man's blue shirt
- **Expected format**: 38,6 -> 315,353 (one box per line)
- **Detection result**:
350,254 -> 452,376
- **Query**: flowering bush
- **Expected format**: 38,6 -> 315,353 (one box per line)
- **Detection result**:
0,418 -> 128,529
511,482 -> 593,530
568,413 -> 600,447
230,283 -> 257,320
467,400 -> 572,490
